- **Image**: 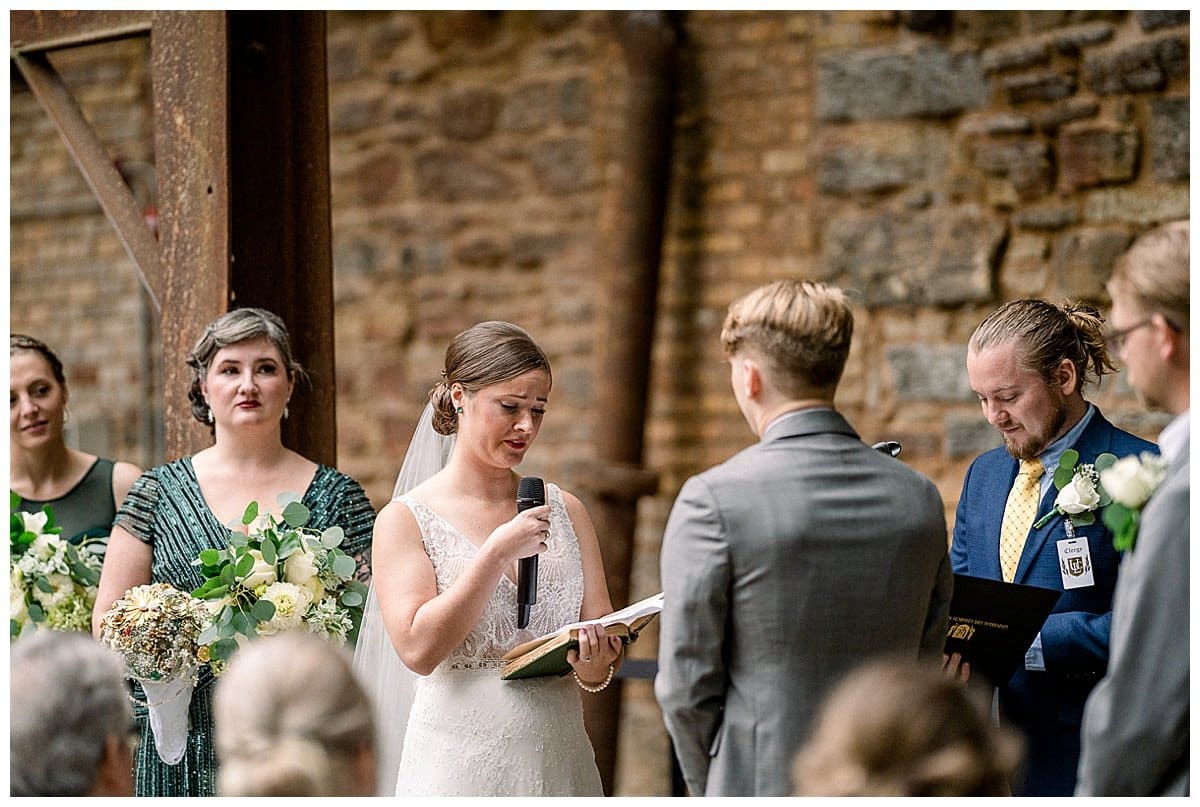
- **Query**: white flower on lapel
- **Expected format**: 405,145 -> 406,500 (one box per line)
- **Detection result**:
1100,452 -> 1168,552
1033,449 -> 1116,529
1100,452 -> 1167,510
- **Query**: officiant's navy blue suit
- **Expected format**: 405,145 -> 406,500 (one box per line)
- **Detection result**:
951,409 -> 1156,796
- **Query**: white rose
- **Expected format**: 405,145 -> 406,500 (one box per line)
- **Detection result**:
283,549 -> 319,585
240,549 -> 277,589
29,533 -> 58,561
1101,453 -> 1165,509
284,549 -> 325,601
19,510 -> 49,536
1055,473 -> 1100,515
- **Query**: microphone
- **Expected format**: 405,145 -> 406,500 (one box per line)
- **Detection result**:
516,476 -> 545,630
872,440 -> 902,458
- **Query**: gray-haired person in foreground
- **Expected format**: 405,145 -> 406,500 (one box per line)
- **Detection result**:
10,630 -> 134,796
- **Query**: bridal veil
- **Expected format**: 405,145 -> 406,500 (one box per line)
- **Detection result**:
353,402 -> 455,795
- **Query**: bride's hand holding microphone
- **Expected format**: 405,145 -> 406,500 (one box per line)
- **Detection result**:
480,504 -> 551,575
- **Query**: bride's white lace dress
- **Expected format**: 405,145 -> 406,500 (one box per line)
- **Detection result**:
393,482 -> 605,796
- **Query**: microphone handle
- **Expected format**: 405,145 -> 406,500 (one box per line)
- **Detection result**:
517,554 -> 539,629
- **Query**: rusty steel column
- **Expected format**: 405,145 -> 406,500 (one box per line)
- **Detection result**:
226,11 -> 337,466
151,11 -> 337,463
152,11 -> 232,459
582,11 -> 679,795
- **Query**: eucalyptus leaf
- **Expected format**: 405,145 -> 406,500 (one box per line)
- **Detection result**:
1058,449 -> 1079,469
232,609 -> 255,636
1053,466 -> 1074,490
218,619 -> 237,639
72,562 -> 100,587
27,603 -> 45,622
203,585 -> 229,600
34,576 -> 54,593
10,491 -> 21,510
229,531 -> 249,548
276,491 -> 303,508
282,501 -> 311,528
261,538 -> 277,566
221,564 -> 236,586
219,605 -> 235,625
234,553 -> 255,578
10,619 -> 20,638
332,554 -> 356,580
198,625 -> 219,645
252,599 -> 277,622
320,526 -> 345,549
1072,511 -> 1096,526
213,638 -> 239,661
242,501 -> 260,526
1094,452 -> 1118,472
341,590 -> 363,608
199,548 -> 221,566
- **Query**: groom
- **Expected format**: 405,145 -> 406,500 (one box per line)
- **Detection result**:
655,280 -> 953,797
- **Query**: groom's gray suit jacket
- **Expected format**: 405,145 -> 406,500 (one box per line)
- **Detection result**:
655,408 -> 953,796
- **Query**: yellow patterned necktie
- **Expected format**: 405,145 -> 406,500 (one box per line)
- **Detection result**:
999,458 -> 1045,583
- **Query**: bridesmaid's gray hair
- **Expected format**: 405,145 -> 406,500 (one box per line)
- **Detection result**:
429,321 -> 552,436
214,632 -> 375,796
186,308 -> 307,425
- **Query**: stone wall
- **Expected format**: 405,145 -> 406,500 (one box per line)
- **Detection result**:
8,10 -> 1187,795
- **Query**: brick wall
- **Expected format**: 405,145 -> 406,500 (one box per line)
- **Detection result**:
9,10 -> 1187,795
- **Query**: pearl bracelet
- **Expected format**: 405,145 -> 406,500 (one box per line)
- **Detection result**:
574,663 -> 615,693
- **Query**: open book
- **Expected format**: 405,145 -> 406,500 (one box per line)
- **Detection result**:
500,591 -> 664,681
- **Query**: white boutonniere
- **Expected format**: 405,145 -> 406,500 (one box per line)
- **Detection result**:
1099,451 -> 1168,552
1032,449 -> 1117,530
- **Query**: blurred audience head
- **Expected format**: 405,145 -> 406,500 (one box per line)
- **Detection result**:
721,279 -> 854,400
10,630 -> 134,796
214,632 -> 376,796
792,657 -> 1023,797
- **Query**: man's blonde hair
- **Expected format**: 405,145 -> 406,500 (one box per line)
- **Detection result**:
1108,220 -> 1189,332
720,280 -> 853,394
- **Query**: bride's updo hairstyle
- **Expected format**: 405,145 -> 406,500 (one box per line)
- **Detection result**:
214,632 -> 376,797
430,320 -> 552,436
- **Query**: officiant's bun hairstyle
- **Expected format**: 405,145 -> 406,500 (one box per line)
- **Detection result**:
430,320 -> 552,436
214,632 -> 375,797
969,298 -> 1116,391
186,307 -> 307,426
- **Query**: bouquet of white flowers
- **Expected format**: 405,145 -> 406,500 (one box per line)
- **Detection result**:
10,493 -> 103,639
98,582 -> 212,764
190,492 -> 368,672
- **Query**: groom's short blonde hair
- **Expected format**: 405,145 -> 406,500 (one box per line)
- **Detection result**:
721,280 -> 854,394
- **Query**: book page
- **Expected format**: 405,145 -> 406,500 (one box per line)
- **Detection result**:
561,591 -> 663,631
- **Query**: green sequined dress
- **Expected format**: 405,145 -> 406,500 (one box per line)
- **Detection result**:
112,457 -> 376,797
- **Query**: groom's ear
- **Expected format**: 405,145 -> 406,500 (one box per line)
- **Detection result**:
742,358 -> 763,401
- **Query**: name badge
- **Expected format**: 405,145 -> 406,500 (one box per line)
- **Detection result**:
1057,537 -> 1094,589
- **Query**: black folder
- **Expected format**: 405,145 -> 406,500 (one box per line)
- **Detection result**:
944,574 -> 1062,687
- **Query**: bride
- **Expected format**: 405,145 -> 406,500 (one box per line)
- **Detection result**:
355,321 -> 622,796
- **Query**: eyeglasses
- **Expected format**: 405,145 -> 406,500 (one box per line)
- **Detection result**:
1104,318 -> 1153,351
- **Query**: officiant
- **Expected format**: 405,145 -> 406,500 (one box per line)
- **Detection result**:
950,298 -> 1157,795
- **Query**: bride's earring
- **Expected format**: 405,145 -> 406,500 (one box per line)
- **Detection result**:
284,405 -> 290,420
456,406 -> 463,415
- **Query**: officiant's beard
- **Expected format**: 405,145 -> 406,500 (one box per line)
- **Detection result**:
1004,395 -> 1067,461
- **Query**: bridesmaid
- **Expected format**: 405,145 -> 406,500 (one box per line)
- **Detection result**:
93,307 -> 376,797
10,334 -> 142,542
